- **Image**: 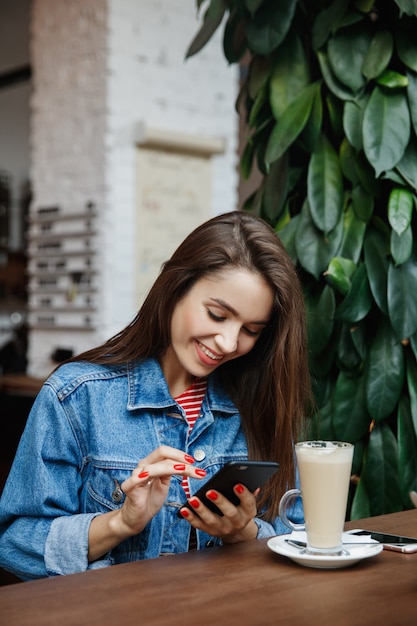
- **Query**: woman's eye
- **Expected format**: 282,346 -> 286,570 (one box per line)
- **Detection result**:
207,309 -> 225,322
243,327 -> 261,337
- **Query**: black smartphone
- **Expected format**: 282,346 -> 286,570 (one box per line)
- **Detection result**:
179,460 -> 279,517
348,529 -> 417,553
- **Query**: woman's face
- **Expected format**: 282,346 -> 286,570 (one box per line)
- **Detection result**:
161,268 -> 274,395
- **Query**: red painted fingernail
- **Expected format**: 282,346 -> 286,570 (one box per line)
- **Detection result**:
184,454 -> 194,463
138,471 -> 149,479
189,498 -> 200,508
195,469 -> 206,477
180,508 -> 190,517
235,484 -> 245,494
206,490 -> 218,501
174,464 -> 186,470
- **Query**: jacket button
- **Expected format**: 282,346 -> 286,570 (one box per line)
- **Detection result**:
112,488 -> 123,503
206,540 -> 215,548
194,449 -> 206,461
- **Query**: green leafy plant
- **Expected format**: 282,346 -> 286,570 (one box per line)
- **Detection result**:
187,0 -> 417,518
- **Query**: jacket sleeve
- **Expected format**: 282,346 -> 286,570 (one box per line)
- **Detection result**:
0,383 -> 109,580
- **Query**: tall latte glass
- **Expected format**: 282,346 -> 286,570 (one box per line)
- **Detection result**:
279,441 -> 354,555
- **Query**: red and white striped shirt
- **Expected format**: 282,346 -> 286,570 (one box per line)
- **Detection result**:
175,377 -> 207,497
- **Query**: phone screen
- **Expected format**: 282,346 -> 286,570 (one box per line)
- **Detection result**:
351,529 -> 417,545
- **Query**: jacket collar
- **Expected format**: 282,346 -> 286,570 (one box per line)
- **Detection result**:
127,358 -> 237,414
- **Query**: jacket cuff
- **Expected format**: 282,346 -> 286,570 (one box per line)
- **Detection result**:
45,513 -> 112,575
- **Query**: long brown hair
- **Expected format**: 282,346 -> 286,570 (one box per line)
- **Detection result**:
72,211 -> 311,520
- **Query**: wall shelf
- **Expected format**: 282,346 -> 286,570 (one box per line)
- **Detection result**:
26,204 -> 97,330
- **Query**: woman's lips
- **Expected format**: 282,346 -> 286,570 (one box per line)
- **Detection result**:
195,340 -> 223,365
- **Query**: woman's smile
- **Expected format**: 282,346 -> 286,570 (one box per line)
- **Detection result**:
196,340 -> 224,364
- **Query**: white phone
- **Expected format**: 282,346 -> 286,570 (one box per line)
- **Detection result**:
347,529 -> 417,553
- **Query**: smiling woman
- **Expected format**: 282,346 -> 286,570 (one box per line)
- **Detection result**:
0,211 -> 312,581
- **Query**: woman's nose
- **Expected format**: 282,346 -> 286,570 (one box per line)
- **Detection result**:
215,329 -> 238,354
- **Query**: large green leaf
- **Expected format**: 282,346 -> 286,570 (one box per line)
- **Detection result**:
298,85 -> 323,153
336,323 -> 362,372
317,50 -> 357,102
305,285 -> 336,356
351,441 -> 365,478
388,187 -> 414,235
363,87 -> 410,177
350,320 -> 367,360
326,92 -> 344,136
350,474 -> 371,519
223,10 -> 247,63
295,201 -> 344,279
338,205 -> 367,263
327,22 -> 371,94
396,136 -> 417,192
248,55 -> 270,100
335,263 -> 372,323
397,396 -> 417,507
269,30 -> 310,119
245,0 -> 297,55
262,158 -> 288,222
356,423 -> 403,516
390,225 -> 413,266
265,83 -> 319,165
248,80 -> 269,129
406,354 -> 417,437
309,398 -> 335,441
355,0 -> 376,11
363,227 -> 389,315
307,135 -> 343,235
396,29 -> 417,71
332,372 -> 370,442
245,0 -> 263,15
394,0 -> 417,17
240,139 -> 255,180
276,213 -> 299,263
343,100 -> 365,150
351,184 -> 374,222
310,329 -> 339,379
324,257 -> 356,295
339,138 -> 360,185
406,71 -> 417,136
354,151 -> 382,197
366,319 -> 405,421
185,0 -> 228,58
312,0 -> 350,51
411,330 -> 417,360
388,255 -> 417,339
362,30 -> 393,79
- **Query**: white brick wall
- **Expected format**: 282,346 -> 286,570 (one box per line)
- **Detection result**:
28,0 -> 239,377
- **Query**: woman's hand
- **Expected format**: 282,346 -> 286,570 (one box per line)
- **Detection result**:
118,445 -> 206,535
88,446 -> 206,562
178,485 -> 260,544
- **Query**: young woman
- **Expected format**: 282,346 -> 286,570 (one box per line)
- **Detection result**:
0,211 -> 311,580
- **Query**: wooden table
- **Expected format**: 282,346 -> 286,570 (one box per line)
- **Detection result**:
0,510 -> 416,626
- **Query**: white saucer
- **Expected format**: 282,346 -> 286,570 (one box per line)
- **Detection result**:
267,531 -> 383,569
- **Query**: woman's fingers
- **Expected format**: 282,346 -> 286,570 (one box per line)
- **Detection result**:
179,484 -> 258,534
121,447 -> 206,494
138,445 -> 195,467
134,460 -> 205,481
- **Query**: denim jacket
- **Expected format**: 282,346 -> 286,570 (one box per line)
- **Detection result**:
0,358 -> 303,580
